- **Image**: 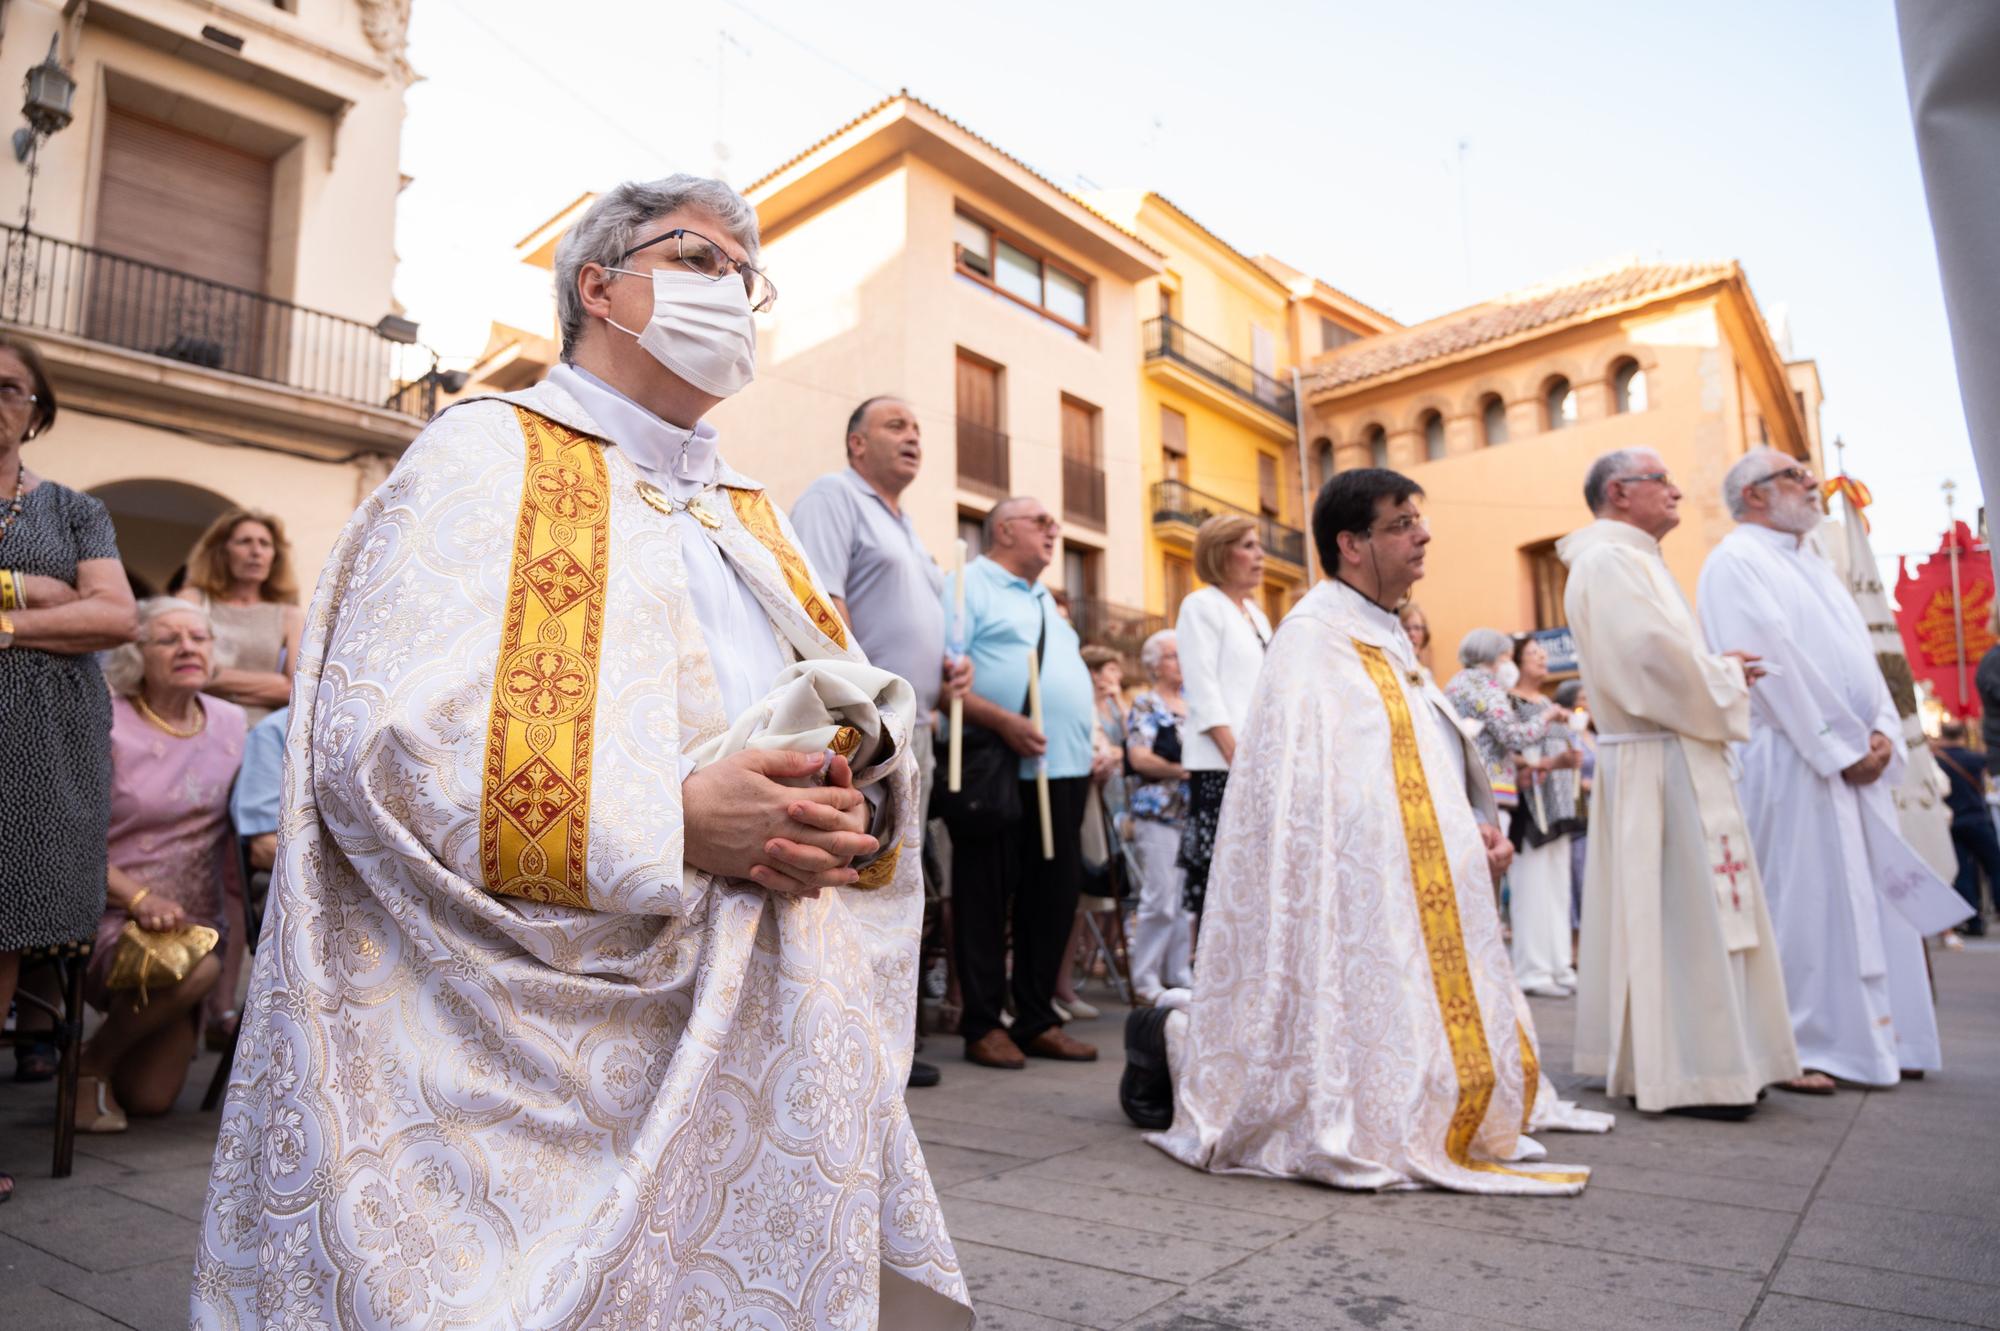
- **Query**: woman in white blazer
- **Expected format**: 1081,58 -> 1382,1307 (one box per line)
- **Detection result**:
1173,513 -> 1273,925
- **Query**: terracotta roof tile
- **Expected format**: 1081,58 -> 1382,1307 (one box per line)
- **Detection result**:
1305,260 -> 1737,393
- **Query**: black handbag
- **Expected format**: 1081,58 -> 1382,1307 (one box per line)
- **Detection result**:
931,600 -> 1047,834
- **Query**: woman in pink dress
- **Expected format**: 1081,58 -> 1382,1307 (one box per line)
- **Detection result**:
77,598 -> 246,1132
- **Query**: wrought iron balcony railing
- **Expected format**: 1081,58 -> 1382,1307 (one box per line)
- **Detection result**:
1143,315 -> 1295,421
956,417 -> 1009,495
1061,453 -> 1106,528
0,225 -> 440,419
1151,478 -> 1306,568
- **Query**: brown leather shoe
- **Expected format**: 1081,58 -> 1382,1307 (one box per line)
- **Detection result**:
965,1029 -> 1027,1069
1024,1027 -> 1098,1061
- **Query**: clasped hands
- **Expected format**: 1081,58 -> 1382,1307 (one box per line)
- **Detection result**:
1841,731 -> 1894,787
682,749 -> 877,897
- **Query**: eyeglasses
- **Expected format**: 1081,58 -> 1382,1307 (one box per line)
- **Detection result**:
618,227 -> 777,313
1367,515 -> 1429,538
1614,471 -> 1674,488
1008,513 -> 1061,533
143,629 -> 214,648
1752,465 -> 1815,488
0,384 -> 38,408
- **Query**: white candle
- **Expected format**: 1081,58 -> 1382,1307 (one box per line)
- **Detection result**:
948,538 -> 966,793
1027,645 -> 1053,861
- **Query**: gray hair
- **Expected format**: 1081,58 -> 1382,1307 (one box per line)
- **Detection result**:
103,597 -> 216,697
1583,447 -> 1652,514
983,496 -> 1033,547
1139,628 -> 1176,677
1457,626 -> 1513,669
1723,447 -> 1789,520
1554,679 -> 1585,709
554,175 -> 761,359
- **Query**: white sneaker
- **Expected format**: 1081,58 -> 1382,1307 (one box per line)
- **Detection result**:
1057,997 -> 1100,1020
1155,987 -> 1193,1010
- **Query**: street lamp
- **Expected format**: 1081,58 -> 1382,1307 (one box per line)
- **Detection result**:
12,37 -> 76,164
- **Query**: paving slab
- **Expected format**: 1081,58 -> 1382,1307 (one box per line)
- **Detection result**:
0,947 -> 1990,1329
1771,1256 -> 2000,1329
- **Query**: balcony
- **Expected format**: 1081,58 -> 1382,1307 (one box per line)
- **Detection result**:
1143,315 -> 1295,423
1062,453 -> 1106,528
0,225 -> 440,428
956,417 -> 1009,496
1070,597 -> 1166,663
1151,478 -> 1306,569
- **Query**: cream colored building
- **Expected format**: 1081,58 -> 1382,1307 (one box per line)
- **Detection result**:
0,0 -> 427,591
463,95 -> 1164,640
1299,260 -> 1824,668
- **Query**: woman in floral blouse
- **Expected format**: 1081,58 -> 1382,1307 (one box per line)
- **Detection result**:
1123,630 -> 1193,1003
1444,627 -> 1567,819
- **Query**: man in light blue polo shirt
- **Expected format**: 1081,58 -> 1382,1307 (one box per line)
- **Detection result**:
944,496 -> 1098,1068
793,395 -> 971,1090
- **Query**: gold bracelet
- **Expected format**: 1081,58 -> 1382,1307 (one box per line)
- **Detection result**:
126,887 -> 151,911
0,568 -> 15,610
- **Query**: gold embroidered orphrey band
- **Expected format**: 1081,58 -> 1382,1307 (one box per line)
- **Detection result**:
1353,639 -> 1586,1187
726,486 -> 848,650
480,407 -> 612,909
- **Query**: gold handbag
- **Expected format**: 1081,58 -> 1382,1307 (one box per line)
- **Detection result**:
106,920 -> 219,1005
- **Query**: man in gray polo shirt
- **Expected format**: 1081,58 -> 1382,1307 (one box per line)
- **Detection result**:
793,394 -> 971,1090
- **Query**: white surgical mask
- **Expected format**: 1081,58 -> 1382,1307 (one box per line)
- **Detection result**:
604,266 -> 756,398
1496,659 -> 1521,690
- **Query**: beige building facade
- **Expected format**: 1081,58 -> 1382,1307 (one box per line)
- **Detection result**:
1300,261 -> 1823,668
0,0 -> 426,591
464,95 -> 1165,636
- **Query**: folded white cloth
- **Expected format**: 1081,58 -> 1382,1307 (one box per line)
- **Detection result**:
688,659 -> 914,787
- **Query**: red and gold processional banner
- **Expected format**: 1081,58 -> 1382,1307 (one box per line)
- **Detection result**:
1893,520 -> 1996,718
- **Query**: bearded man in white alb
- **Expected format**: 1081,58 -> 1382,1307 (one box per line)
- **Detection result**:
1698,448 -> 1966,1091
1558,448 -> 1800,1117
1127,468 -> 1610,1196
191,178 -> 971,1330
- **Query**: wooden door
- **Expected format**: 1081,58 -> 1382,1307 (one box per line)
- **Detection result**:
955,353 -> 1006,493
91,110 -> 275,378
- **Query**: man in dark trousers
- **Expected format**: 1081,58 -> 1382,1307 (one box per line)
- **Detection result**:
1933,720 -> 1995,938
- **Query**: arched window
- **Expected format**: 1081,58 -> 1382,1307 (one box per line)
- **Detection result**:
1311,438 -> 1335,490
1544,376 -> 1576,431
1481,394 -> 1509,446
1421,410 -> 1446,461
1612,358 -> 1648,414
1365,424 -> 1388,469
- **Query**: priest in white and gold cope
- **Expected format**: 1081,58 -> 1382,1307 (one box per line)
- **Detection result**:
191,178 -> 972,1330
1558,448 -> 1801,1117
1133,468 -> 1611,1197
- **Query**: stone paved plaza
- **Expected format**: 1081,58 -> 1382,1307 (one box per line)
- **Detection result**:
2,945 -> 1996,1330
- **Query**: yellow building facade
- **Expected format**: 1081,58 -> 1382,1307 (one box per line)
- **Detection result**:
1087,192 -> 1394,626
1298,261 -> 1824,669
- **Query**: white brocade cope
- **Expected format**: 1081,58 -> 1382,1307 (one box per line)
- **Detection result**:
1149,580 -> 1607,1198
191,380 -> 971,1330
1557,520 -> 1799,1111
1698,523 -> 1960,1084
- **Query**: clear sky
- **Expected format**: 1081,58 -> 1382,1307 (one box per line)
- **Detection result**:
394,0 -> 1975,569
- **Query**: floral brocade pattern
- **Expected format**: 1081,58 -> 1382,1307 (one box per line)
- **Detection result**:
191,383 -> 971,1329
1149,579 -> 1593,1196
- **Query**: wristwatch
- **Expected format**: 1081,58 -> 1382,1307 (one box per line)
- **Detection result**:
0,611 -> 12,648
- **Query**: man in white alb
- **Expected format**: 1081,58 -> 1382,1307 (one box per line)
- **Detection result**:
1698,448 -> 1965,1090
1558,448 -> 1800,1117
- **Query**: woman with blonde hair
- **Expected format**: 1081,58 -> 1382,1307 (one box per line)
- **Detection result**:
80,598 -> 246,1131
176,508 -> 304,729
1399,600 -> 1434,674
1173,512 -> 1273,925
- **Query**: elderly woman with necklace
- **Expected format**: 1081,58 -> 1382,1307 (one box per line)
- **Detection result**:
76,598 -> 246,1132
0,335 -> 137,1200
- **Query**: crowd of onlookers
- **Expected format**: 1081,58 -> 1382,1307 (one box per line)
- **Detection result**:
0,331 -> 302,1201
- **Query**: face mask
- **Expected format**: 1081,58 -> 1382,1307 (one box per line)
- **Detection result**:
1496,660 -> 1521,690
604,266 -> 756,397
